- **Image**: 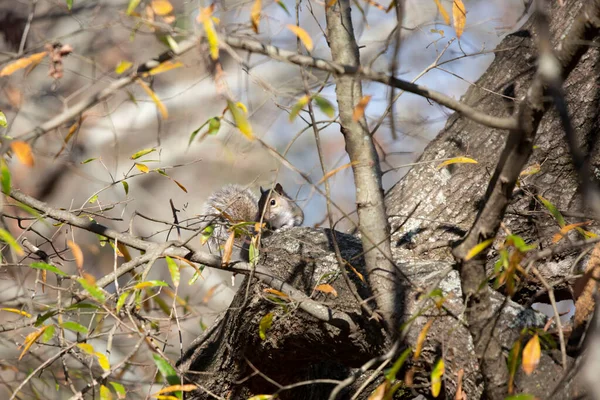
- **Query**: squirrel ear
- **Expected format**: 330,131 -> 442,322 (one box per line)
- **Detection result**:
260,186 -> 266,194
274,183 -> 284,195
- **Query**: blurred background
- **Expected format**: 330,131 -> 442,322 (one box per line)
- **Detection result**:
0,0 -> 527,396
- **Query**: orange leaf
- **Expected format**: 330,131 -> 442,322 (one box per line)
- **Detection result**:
315,283 -> 338,297
10,141 -> 34,166
368,381 -> 388,400
0,52 -> 47,77
202,284 -> 218,303
317,162 -> 357,185
433,0 -> 451,25
413,319 -> 433,360
221,231 -> 235,266
348,264 -> 364,281
452,0 -> 466,39
552,221 -> 593,243
287,25 -> 314,51
251,0 -> 261,34
522,334 -> 541,375
148,60 -> 183,76
153,384 -> 198,395
352,95 -> 372,121
151,0 -> 173,16
19,326 -> 48,360
263,288 -> 289,298
67,240 -> 84,272
136,79 -> 168,119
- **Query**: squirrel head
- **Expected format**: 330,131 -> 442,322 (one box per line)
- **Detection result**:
257,183 -> 304,229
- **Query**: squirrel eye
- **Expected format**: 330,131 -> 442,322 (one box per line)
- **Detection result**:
270,199 -> 276,206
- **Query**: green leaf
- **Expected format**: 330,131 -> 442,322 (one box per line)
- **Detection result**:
258,312 -> 273,340
109,381 -> 126,399
60,321 -> 89,334
313,95 -> 335,118
538,195 -> 566,228
385,347 -> 412,382
116,291 -> 130,313
208,117 -> 221,135
42,325 -> 55,343
0,228 -> 24,256
152,354 -> 180,386
65,303 -> 99,311
504,395 -> 536,400
130,148 -> 156,160
165,256 -> 180,288
188,120 -> 210,147
275,0 -> 291,16
66,0 -> 73,11
80,158 -> 97,164
30,262 -> 68,277
1,158 -> 11,195
126,0 -> 141,15
89,194 -> 98,204
122,181 -> 129,195
0,110 -> 7,127
115,60 -> 133,75
77,278 -> 106,303
188,270 -> 201,285
464,238 -> 494,261
35,311 -> 58,326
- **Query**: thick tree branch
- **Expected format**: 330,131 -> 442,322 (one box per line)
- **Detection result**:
452,1 -> 600,398
325,0 -> 397,334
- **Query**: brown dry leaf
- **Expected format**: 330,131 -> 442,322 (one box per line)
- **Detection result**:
0,52 -> 47,77
67,240 -> 84,272
136,79 -> 168,119
413,319 -> 434,360
433,0 -> 451,24
452,0 -> 466,38
19,326 -> 49,360
352,95 -> 372,121
522,334 -> 541,375
552,221 -> 592,243
287,25 -> 314,51
202,284 -> 218,303
10,141 -> 34,166
574,242 -> 600,327
151,0 -> 173,15
315,283 -> 338,297
367,381 -> 388,400
455,368 -> 466,400
221,232 -> 235,266
251,0 -> 261,33
317,162 -> 357,185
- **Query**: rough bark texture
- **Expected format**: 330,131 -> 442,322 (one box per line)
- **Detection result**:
179,1 -> 600,398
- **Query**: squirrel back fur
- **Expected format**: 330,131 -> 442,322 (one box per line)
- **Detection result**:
202,183 -> 303,254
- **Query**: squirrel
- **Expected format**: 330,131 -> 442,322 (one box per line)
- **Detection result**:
201,183 -> 304,256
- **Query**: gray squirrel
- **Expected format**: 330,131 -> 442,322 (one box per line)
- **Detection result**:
201,183 -> 304,255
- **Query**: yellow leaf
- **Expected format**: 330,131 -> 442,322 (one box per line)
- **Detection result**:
95,352 -> 111,371
221,231 -> 235,266
19,326 -> 48,360
431,358 -> 445,397
352,95 -> 372,121
173,179 -> 188,193
100,385 -> 113,400
115,60 -> 133,74
67,240 -> 84,271
151,0 -> 173,16
315,283 -> 338,297
287,25 -> 314,51
227,101 -> 253,140
135,163 -> 150,173
136,79 -> 168,119
413,319 -> 433,360
148,60 -> 183,76
289,95 -> 309,121
464,238 -> 494,261
436,156 -> 477,170
452,0 -> 466,39
263,288 -> 289,298
10,141 -> 34,166
1,308 -> 32,318
77,343 -> 95,354
522,334 -> 541,375
552,221 -> 593,243
153,385 -> 197,395
433,0 -> 450,25
198,6 -> 219,60
0,52 -> 47,77
251,0 -> 261,33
